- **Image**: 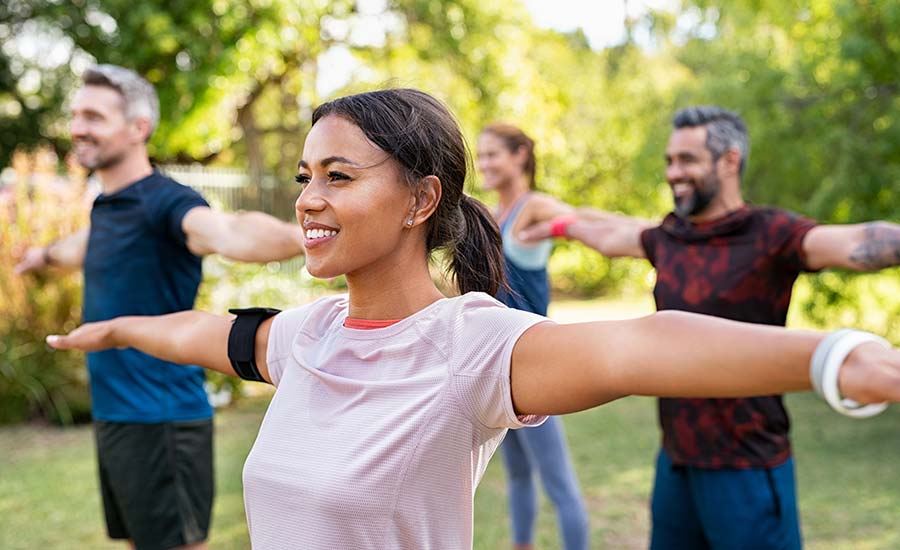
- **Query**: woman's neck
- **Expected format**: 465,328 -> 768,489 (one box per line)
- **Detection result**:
345,256 -> 445,320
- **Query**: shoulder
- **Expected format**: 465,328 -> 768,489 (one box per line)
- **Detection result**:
752,206 -> 810,222
139,173 -> 209,229
142,172 -> 207,206
451,293 -> 547,347
523,192 -> 557,208
752,206 -> 817,231
641,214 -> 673,239
267,295 -> 347,357
414,293 -> 542,341
273,294 -> 348,335
517,192 -> 565,218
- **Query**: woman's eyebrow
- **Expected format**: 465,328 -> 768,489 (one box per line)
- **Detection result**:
297,156 -> 361,170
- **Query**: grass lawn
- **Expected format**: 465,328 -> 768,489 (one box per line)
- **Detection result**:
2,297 -> 898,549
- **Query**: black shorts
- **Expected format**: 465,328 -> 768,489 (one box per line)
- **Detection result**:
94,419 -> 214,550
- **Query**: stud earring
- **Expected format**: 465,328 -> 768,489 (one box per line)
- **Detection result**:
406,218 -> 413,226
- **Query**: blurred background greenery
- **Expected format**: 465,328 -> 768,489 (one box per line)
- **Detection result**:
1,0 -> 897,426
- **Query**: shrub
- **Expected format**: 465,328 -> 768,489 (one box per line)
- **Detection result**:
0,149 -> 93,424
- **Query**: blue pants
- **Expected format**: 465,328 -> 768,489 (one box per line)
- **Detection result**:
650,450 -> 802,550
501,416 -> 589,550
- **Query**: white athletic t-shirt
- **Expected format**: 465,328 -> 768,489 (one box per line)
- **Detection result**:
242,292 -> 549,549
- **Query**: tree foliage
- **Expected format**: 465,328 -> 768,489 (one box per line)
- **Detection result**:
1,1 -> 898,423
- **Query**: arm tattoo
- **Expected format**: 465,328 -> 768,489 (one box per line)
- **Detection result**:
849,222 -> 900,270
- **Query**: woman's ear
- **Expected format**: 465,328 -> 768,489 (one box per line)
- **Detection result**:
514,145 -> 530,171
406,175 -> 442,228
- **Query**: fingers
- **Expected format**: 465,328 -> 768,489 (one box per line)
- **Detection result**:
46,334 -> 72,350
13,248 -> 44,274
839,343 -> 900,405
14,261 -> 37,275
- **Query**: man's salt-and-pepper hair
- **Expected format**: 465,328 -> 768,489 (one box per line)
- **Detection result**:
672,106 -> 749,177
82,64 -> 160,139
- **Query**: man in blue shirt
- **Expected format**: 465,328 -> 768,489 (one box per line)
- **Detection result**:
16,65 -> 304,550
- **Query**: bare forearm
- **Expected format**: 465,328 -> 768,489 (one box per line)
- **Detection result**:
220,212 -> 304,262
565,214 -> 649,258
512,311 -> 819,415
848,222 -> 900,270
603,311 -> 816,397
45,229 -> 89,268
566,219 -> 618,254
111,311 -> 236,376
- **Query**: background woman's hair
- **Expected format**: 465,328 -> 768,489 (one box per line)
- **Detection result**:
311,88 -> 507,295
480,122 -> 537,190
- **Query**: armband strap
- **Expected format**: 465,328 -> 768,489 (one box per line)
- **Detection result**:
227,307 -> 281,382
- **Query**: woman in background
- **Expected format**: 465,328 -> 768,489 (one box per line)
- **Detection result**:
478,123 -> 588,550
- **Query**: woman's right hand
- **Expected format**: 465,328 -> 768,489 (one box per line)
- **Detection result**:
47,320 -> 121,352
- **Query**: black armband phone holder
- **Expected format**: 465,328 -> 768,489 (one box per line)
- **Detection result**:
227,307 -> 281,382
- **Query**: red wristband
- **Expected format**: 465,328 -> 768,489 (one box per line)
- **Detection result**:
549,216 -> 576,238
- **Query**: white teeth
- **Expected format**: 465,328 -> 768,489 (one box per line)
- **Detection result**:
305,228 -> 337,240
672,183 -> 692,196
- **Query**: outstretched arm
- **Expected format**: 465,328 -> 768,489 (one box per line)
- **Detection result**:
46,311 -> 276,383
518,206 -> 654,259
15,227 -> 90,273
182,206 -> 304,262
803,222 -> 900,271
510,311 -> 900,416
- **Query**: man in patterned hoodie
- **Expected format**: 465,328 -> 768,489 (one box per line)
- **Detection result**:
520,106 -> 900,549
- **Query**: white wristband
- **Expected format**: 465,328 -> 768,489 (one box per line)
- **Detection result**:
810,329 -> 890,418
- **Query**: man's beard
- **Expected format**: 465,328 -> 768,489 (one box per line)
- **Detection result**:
673,172 -> 719,218
74,141 -> 127,171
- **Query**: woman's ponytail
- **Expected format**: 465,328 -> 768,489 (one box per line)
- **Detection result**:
450,195 -> 507,296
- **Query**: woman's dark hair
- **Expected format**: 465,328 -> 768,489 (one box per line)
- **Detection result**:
311,88 -> 506,296
480,123 -> 537,190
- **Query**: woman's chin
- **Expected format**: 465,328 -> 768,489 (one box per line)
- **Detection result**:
305,263 -> 337,280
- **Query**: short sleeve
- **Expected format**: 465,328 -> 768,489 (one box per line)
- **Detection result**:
147,179 -> 209,247
264,307 -> 314,386
640,226 -> 660,266
767,209 -> 818,273
450,294 -> 551,430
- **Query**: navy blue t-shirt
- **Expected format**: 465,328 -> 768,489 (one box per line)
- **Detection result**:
83,171 -> 213,423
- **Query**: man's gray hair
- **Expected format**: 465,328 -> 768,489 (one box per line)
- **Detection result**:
672,106 -> 749,177
82,64 -> 160,139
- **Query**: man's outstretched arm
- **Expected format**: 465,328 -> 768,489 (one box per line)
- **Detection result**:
182,207 -> 304,262
15,227 -> 90,273
518,206 -> 654,259
803,222 -> 900,272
